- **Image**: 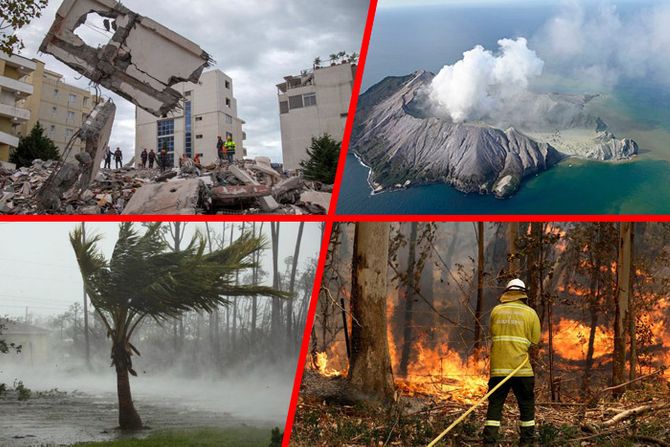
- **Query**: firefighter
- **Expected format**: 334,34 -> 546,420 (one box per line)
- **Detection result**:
483,278 -> 540,446
224,135 -> 236,163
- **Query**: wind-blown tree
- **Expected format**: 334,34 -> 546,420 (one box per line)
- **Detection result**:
70,223 -> 288,430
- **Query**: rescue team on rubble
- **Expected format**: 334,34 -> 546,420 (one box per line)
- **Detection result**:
102,135 -> 237,172
484,278 -> 541,446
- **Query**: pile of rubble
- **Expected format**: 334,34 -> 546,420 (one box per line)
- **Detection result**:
0,158 -> 332,215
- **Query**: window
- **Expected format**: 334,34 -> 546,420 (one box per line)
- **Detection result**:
65,128 -> 74,140
51,106 -> 57,116
67,111 -> 75,123
279,101 -> 289,114
195,116 -> 203,121
157,119 -> 175,168
225,114 -> 233,124
185,91 -> 192,97
340,113 -> 348,118
53,88 -> 59,98
184,100 -> 192,157
225,80 -> 230,89
68,94 -> 77,104
303,93 -> 317,107
195,134 -> 203,139
83,97 -> 89,107
225,98 -> 231,107
49,125 -> 56,134
288,95 -> 303,109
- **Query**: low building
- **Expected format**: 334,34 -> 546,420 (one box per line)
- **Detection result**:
17,60 -> 94,161
277,61 -> 356,172
135,69 -> 246,167
0,53 -> 35,162
2,321 -> 51,366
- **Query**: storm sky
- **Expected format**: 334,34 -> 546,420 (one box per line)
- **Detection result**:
15,0 -> 369,162
0,222 -> 323,319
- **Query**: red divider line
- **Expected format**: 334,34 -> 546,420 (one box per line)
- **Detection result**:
328,0 -> 380,217
281,220 -> 333,447
332,214 -> 670,222
0,214 -> 328,223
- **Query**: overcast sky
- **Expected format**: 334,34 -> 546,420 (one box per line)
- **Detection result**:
0,222 -> 323,319
16,0 -> 369,162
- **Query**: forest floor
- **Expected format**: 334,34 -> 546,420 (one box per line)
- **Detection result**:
290,371 -> 670,446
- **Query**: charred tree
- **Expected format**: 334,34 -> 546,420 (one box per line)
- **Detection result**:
613,222 -> 634,395
349,222 -> 395,402
473,222 -> 485,361
399,222 -> 418,377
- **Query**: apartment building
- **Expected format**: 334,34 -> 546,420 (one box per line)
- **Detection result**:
0,53 -> 35,162
277,61 -> 356,172
18,60 -> 94,160
135,69 -> 245,167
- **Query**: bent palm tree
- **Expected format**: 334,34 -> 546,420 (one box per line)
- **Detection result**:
70,222 -> 287,430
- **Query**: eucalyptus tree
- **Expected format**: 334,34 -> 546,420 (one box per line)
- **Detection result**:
70,222 -> 287,429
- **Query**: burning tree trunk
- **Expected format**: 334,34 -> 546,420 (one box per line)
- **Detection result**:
473,222 -> 485,361
613,222 -> 634,395
399,222 -> 418,377
349,222 -> 395,402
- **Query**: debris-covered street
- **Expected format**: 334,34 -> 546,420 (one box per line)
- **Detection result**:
0,158 -> 332,214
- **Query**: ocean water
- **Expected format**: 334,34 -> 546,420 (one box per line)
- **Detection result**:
338,1 -> 670,215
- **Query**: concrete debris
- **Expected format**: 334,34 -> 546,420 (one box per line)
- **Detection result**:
40,0 -> 211,117
0,159 -> 331,215
77,99 -> 116,191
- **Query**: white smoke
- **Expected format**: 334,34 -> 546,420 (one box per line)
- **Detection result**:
533,1 -> 670,89
429,37 -> 544,123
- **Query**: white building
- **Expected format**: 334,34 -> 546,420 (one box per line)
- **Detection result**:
135,69 -> 245,167
277,62 -> 356,172
0,53 -> 35,163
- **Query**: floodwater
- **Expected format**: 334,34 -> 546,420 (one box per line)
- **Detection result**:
0,365 -> 289,446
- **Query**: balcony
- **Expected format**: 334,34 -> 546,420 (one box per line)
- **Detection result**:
0,53 -> 36,76
0,76 -> 33,98
0,103 -> 30,122
0,130 -> 19,148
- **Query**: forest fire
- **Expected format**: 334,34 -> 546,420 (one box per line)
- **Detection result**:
550,318 -> 613,362
392,338 -> 488,403
314,351 -> 345,377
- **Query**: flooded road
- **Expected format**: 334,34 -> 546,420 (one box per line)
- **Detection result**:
0,365 -> 291,446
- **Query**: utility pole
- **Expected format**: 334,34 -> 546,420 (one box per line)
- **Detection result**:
82,222 -> 91,370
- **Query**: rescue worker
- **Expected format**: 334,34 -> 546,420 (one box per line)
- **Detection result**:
216,136 -> 225,164
140,148 -> 148,168
104,146 -> 112,169
159,146 -> 168,173
224,135 -> 236,163
148,149 -> 156,168
114,147 -> 123,169
483,278 -> 540,446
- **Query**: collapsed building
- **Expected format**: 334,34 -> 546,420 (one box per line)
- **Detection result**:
0,0 -> 332,214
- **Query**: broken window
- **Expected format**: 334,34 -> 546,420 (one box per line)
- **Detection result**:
225,98 -> 231,108
288,95 -> 303,110
279,101 -> 289,114
303,93 -> 317,107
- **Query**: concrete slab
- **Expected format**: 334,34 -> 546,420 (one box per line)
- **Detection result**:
300,191 -> 332,214
122,178 -> 205,214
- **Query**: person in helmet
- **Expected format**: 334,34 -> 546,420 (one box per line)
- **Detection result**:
483,279 -> 541,446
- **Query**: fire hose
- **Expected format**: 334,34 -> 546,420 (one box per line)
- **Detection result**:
426,354 -> 530,447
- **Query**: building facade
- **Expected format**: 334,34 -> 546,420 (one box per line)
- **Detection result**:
0,53 -> 35,162
277,62 -> 355,172
135,69 -> 245,167
18,60 -> 94,161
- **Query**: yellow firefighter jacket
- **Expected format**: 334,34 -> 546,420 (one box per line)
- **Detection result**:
489,291 -> 541,377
